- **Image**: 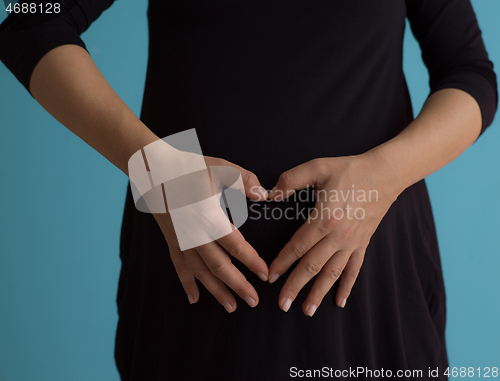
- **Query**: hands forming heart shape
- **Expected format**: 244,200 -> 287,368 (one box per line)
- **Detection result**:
153,150 -> 403,317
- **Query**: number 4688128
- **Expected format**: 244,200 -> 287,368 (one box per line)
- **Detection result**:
5,2 -> 61,14
444,367 -> 498,378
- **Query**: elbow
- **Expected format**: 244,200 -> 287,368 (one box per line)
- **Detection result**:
429,61 -> 498,134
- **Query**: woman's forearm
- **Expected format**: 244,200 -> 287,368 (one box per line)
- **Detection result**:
29,45 -> 483,188
369,88 -> 482,192
29,44 -> 158,175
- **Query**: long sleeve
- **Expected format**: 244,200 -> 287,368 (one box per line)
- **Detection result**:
0,0 -> 115,94
406,0 -> 498,134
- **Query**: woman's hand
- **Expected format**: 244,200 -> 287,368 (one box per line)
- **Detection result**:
267,150 -> 405,316
152,156 -> 270,313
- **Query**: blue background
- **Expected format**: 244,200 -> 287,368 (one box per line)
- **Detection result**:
0,1 -> 498,380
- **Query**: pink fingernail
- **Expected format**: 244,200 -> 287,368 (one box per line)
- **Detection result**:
187,294 -> 195,304
269,274 -> 279,284
258,186 -> 268,200
340,298 -> 347,308
282,298 -> 292,312
307,305 -> 317,317
258,272 -> 268,282
245,297 -> 257,308
223,302 -> 235,313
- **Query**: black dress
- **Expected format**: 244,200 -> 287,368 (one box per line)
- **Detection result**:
1,0 -> 497,380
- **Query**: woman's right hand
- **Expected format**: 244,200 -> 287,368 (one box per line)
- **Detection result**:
25,44 -> 268,313
152,156 -> 269,313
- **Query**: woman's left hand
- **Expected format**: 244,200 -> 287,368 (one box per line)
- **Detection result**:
267,150 -> 405,316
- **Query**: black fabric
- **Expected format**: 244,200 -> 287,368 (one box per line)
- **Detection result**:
0,0 -> 114,91
1,1 -> 497,380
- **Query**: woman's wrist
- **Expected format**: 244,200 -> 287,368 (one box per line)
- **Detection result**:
356,145 -> 408,201
114,118 -> 160,176
357,88 -> 482,199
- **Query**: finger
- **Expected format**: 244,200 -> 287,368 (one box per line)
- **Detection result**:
268,213 -> 326,284
196,241 -> 260,308
184,247 -> 238,313
277,236 -> 338,312
302,249 -> 352,316
268,159 -> 327,201
169,244 -> 200,304
335,248 -> 365,308
217,228 -> 269,282
213,158 -> 268,201
239,167 -> 268,201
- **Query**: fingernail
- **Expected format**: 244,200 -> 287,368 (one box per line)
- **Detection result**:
258,272 -> 268,282
258,186 -> 268,200
188,294 -> 195,304
274,192 -> 283,201
245,297 -> 257,308
307,305 -> 317,317
268,187 -> 277,199
269,274 -> 279,284
270,189 -> 285,201
340,298 -> 347,308
282,298 -> 292,312
223,302 -> 235,313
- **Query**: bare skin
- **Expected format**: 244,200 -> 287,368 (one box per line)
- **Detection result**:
30,44 -> 482,316
267,88 -> 482,316
30,44 -> 270,313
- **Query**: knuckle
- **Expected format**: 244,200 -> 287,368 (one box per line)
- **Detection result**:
234,283 -> 252,298
210,262 -> 227,278
279,169 -> 294,186
192,268 -> 208,282
290,242 -> 308,260
319,214 -> 338,232
303,261 -> 322,276
287,284 -> 302,297
325,266 -> 343,280
311,159 -> 327,175
248,171 -> 258,184
243,170 -> 257,185
218,158 -> 230,166
227,243 -> 244,260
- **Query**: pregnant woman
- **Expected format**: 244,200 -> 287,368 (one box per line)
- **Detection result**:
0,0 -> 497,380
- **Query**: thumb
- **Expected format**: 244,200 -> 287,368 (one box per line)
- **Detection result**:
231,164 -> 269,201
269,159 -> 325,201
207,157 -> 268,201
